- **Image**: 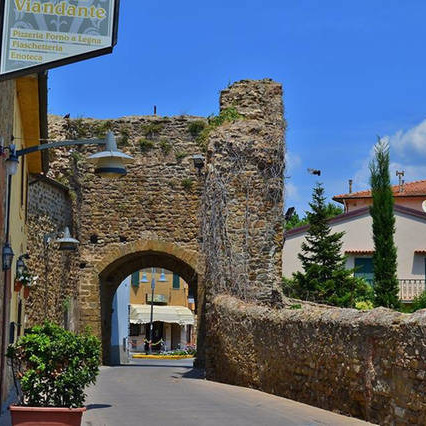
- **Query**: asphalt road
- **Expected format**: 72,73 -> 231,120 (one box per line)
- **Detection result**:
82,358 -> 374,426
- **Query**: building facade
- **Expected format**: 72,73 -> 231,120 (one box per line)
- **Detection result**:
283,181 -> 426,301
128,268 -> 195,353
0,73 -> 48,410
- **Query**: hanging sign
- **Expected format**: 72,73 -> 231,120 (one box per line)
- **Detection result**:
0,0 -> 120,80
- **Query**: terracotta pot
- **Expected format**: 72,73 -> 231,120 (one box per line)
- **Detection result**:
10,405 -> 86,426
14,281 -> 22,292
23,287 -> 30,299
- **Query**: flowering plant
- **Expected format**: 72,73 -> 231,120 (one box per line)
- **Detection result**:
15,270 -> 38,287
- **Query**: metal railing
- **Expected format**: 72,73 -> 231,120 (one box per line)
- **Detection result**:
398,279 -> 426,301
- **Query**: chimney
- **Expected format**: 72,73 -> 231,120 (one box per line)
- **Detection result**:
349,179 -> 353,194
396,170 -> 405,192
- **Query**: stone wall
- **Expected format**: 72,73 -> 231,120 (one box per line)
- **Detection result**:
202,79 -> 285,302
38,79 -> 285,364
207,295 -> 426,425
26,176 -> 79,330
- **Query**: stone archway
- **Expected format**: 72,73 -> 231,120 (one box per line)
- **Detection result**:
85,240 -> 205,365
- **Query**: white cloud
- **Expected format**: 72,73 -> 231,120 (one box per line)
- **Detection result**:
354,119 -> 426,189
285,150 -> 301,174
285,181 -> 299,201
389,119 -> 426,159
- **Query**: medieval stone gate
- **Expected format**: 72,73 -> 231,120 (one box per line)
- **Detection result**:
27,79 -> 285,366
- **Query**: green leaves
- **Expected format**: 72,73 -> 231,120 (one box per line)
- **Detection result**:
7,321 -> 100,408
285,182 -> 374,308
369,138 -> 400,309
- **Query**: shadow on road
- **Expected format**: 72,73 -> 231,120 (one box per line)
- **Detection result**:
86,404 -> 112,410
114,362 -> 206,380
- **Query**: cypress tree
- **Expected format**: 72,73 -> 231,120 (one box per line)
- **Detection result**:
369,139 -> 400,308
288,183 -> 372,307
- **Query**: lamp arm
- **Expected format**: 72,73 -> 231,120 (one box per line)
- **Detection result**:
15,138 -> 105,157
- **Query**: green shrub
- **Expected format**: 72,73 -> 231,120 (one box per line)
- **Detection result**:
289,304 -> 302,310
159,139 -> 172,155
181,178 -> 194,191
7,322 -> 100,408
408,290 -> 426,312
188,120 -> 207,137
195,107 -> 243,151
355,300 -> 374,310
139,138 -> 155,152
175,151 -> 187,163
140,123 -> 163,139
93,120 -> 114,138
119,124 -> 131,145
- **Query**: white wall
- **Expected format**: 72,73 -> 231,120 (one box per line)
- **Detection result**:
283,209 -> 426,280
110,277 -> 130,364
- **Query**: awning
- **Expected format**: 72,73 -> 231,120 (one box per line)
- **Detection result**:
130,305 -> 195,326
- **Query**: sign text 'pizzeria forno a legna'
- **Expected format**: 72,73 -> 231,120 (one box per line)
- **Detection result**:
0,0 -> 119,79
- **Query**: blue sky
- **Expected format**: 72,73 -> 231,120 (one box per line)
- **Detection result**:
48,0 -> 426,215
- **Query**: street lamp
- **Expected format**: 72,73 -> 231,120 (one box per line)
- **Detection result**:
4,131 -> 132,178
0,131 -> 133,271
149,268 -> 156,354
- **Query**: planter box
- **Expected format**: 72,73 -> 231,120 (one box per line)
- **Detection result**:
10,406 -> 86,426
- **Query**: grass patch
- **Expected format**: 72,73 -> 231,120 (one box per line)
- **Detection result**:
175,151 -> 187,163
159,139 -> 172,155
181,178 -> 194,191
141,123 -> 164,138
196,107 -> 244,151
188,120 -> 207,137
139,138 -> 155,152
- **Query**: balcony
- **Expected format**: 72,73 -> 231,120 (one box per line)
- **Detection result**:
398,279 -> 426,302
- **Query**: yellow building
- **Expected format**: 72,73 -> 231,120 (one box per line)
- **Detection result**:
0,73 -> 48,406
129,268 -> 196,352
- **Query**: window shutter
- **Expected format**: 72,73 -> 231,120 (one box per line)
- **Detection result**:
131,271 -> 140,287
172,273 -> 180,289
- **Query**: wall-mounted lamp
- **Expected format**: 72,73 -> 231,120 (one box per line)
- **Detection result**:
88,132 -> 133,178
192,154 -> 205,176
44,226 -> 79,251
16,254 -> 29,275
56,227 -> 80,251
2,242 -> 14,271
2,131 -> 134,178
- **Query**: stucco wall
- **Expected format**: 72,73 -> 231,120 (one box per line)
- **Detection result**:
207,295 -> 426,425
283,209 -> 426,281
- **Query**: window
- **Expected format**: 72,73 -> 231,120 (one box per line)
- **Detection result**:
354,257 -> 374,284
172,273 -> 180,289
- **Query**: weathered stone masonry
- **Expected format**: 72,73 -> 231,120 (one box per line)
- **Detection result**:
23,78 -> 426,425
26,176 -> 80,329
208,295 -> 426,426
35,79 -> 285,366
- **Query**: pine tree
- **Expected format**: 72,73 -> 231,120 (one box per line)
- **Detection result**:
369,139 -> 400,308
287,183 -> 372,307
